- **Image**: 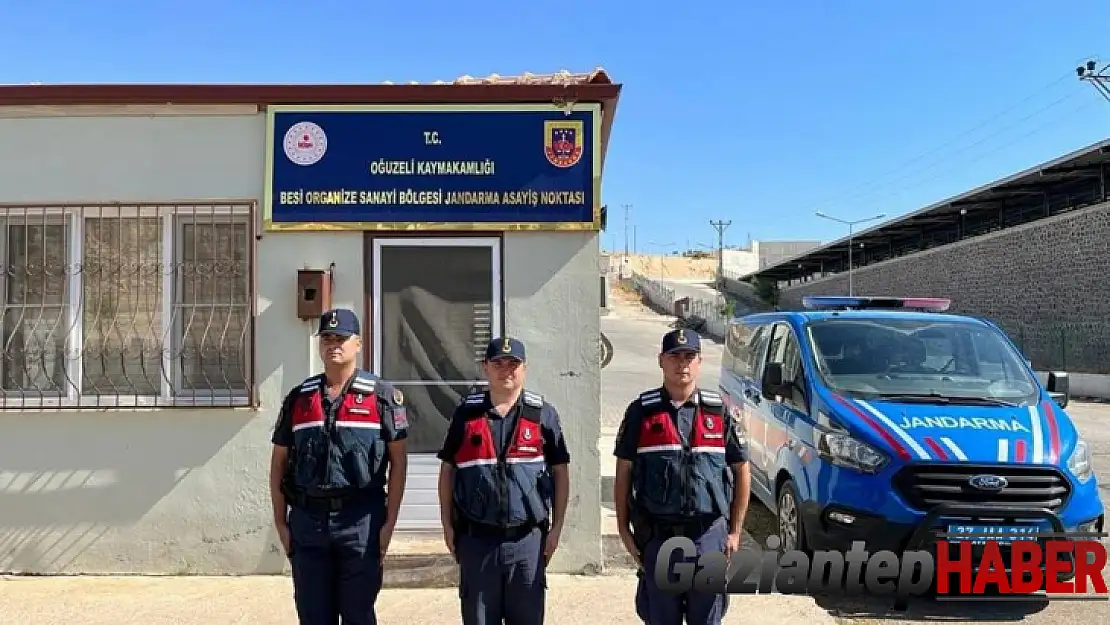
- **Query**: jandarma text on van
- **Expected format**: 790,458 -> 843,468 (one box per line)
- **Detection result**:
652,536 -> 1109,598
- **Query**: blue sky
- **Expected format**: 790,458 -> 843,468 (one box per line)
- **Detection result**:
3,1 -> 1108,252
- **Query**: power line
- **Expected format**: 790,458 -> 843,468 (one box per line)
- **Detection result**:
801,70 -> 1081,212
828,87 -> 1086,207
862,97 -> 1102,204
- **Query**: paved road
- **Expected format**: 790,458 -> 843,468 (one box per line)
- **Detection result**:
600,296 -> 1110,624
0,574 -> 839,625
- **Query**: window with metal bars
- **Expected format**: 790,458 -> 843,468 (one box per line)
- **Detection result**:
0,202 -> 255,409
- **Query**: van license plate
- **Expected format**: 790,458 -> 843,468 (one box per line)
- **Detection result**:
945,524 -> 1040,545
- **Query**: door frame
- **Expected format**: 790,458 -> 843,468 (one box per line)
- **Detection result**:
369,236 -> 503,380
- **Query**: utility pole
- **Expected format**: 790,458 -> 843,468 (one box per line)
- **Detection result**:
622,204 -> 631,257
1077,60 -> 1110,103
619,204 -> 631,279
709,220 -> 731,288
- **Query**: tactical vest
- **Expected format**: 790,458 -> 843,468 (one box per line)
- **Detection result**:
288,370 -> 388,497
451,389 -> 553,528
629,388 -> 733,522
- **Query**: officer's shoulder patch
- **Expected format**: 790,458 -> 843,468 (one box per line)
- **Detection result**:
391,387 -> 404,405
699,389 -> 723,407
461,390 -> 488,415
350,372 -> 376,395
639,389 -> 663,406
522,390 -> 544,408
298,375 -> 322,394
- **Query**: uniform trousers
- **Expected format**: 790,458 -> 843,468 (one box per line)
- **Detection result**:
288,495 -> 386,625
456,524 -> 547,625
635,515 -> 729,625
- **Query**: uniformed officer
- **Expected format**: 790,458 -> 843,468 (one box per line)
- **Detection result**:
269,308 -> 409,625
612,328 -> 751,625
436,337 -> 571,625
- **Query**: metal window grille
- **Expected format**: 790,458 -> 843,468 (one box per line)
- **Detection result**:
0,202 -> 256,409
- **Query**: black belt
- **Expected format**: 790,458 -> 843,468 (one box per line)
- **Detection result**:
290,490 -> 373,513
652,516 -> 719,539
461,520 -> 544,541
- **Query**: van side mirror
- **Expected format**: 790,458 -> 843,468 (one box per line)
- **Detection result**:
762,362 -> 784,398
1047,371 -> 1070,409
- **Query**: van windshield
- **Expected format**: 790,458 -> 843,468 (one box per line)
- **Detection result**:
805,318 -> 1040,405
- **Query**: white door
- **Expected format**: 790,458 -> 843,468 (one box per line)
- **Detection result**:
371,237 -> 501,531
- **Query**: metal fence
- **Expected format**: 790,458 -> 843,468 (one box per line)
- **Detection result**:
625,271 -> 676,313
0,202 -> 256,409
621,271 -> 730,340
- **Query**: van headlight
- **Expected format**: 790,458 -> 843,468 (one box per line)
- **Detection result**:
817,431 -> 889,473
1068,438 -> 1094,484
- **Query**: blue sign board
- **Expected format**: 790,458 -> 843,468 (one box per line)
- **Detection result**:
264,104 -> 600,231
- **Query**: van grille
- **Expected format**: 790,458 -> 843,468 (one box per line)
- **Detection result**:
893,464 -> 1071,513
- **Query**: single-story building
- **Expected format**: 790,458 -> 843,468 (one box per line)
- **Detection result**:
0,69 -> 622,575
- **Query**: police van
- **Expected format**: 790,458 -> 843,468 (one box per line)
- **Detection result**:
719,296 -> 1102,567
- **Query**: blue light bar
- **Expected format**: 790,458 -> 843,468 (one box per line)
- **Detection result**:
801,296 -> 951,312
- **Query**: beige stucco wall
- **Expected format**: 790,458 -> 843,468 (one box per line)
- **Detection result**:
0,105 -> 602,575
504,231 -> 602,573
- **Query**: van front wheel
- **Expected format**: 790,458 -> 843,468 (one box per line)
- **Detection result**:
776,480 -> 808,554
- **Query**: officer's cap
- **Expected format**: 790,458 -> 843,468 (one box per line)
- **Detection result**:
484,337 -> 526,363
661,328 -> 701,354
317,308 -> 360,338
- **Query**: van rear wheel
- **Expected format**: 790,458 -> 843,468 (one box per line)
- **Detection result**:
776,479 -> 807,554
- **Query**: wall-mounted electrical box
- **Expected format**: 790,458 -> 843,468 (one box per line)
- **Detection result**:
296,269 -> 332,320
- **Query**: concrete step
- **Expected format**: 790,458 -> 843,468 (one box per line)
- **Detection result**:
386,530 -> 639,588
385,533 -> 455,588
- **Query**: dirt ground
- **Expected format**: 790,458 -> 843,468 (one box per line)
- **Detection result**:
616,253 -> 718,280
607,280 -> 650,309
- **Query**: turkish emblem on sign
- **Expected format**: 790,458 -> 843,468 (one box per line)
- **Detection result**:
544,120 -> 584,168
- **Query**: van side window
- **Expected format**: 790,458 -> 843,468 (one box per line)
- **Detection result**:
767,324 -> 807,411
746,325 -> 769,378
727,323 -> 758,379
723,323 -> 745,377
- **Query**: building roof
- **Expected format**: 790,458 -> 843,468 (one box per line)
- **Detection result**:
748,137 -> 1110,282
402,68 -> 613,86
0,67 -> 617,104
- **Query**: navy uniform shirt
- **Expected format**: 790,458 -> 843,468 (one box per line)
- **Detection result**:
437,390 -> 571,468
272,371 -> 409,448
613,386 -> 747,464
